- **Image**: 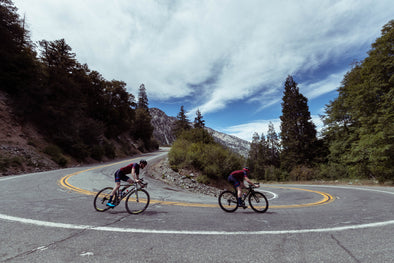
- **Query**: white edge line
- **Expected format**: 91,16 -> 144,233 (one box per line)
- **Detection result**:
1,213 -> 393,235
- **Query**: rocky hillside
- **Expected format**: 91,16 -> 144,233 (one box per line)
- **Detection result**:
150,108 -> 177,146
149,107 -> 250,157
0,97 -> 250,176
0,91 -> 59,175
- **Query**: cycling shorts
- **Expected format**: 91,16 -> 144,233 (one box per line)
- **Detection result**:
228,174 -> 241,188
114,170 -> 130,183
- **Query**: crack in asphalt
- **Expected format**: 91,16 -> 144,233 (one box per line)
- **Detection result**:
1,215 -> 130,263
330,234 -> 361,263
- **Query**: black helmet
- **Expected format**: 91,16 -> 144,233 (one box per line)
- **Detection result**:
140,159 -> 147,166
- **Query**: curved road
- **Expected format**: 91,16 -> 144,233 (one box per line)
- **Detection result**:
1,148 -> 393,262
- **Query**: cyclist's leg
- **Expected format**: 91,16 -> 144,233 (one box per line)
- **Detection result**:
229,175 -> 243,206
107,170 -> 122,206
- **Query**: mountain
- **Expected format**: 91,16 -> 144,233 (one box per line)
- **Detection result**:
149,108 -> 250,157
149,108 -> 177,145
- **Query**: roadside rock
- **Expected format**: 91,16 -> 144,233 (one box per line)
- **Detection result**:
149,157 -> 222,197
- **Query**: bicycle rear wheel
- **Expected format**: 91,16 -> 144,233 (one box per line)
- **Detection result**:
125,189 -> 150,214
94,187 -> 113,212
218,190 -> 238,212
248,191 -> 269,213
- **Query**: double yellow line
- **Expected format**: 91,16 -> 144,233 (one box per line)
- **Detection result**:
58,163 -> 335,209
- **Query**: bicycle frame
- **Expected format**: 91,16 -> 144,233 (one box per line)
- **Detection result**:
115,180 -> 147,204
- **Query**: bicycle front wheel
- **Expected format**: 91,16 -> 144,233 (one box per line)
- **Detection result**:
94,187 -> 113,212
125,189 -> 150,214
248,191 -> 269,213
218,190 -> 238,212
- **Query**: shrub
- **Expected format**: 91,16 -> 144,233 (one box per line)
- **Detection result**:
43,144 -> 68,167
91,145 -> 104,161
289,165 -> 317,181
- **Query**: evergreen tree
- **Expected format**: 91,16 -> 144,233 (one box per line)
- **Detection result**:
247,132 -> 260,173
0,0 -> 39,97
172,105 -> 191,137
266,122 -> 280,167
193,109 -> 205,129
323,20 -> 394,180
134,84 -> 154,147
280,75 -> 317,171
137,83 -> 149,109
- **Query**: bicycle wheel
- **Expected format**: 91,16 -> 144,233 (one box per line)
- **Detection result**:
218,190 -> 238,212
248,191 -> 269,213
125,189 -> 150,214
94,187 -> 113,212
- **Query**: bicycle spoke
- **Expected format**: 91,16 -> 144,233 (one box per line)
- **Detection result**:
218,190 -> 238,212
125,189 -> 150,214
248,192 -> 269,213
94,187 -> 113,212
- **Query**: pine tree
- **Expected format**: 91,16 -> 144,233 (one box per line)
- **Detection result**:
172,105 -> 191,137
137,83 -> 149,110
266,122 -> 280,167
280,75 -> 317,171
193,109 -> 205,129
323,20 -> 394,180
134,83 -> 154,146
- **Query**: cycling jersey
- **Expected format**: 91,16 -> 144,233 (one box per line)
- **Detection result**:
230,170 -> 247,181
120,163 -> 140,175
114,163 -> 141,182
228,170 -> 247,188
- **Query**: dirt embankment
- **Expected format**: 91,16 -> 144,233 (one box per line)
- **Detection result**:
0,91 -> 59,176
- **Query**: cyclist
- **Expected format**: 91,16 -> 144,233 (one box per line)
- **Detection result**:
106,159 -> 148,207
228,167 -> 258,208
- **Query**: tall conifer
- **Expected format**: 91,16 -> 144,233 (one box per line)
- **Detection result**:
280,75 -> 317,171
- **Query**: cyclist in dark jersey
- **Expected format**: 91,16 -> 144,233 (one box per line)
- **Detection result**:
228,167 -> 258,208
106,159 -> 147,207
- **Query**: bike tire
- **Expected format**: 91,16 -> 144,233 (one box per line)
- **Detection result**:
248,191 -> 269,213
94,187 -> 113,212
218,190 -> 238,212
125,189 -> 150,214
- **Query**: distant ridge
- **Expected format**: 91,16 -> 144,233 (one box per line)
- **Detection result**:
149,108 -> 250,157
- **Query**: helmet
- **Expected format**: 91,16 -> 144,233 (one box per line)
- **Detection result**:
140,159 -> 147,166
242,167 -> 249,172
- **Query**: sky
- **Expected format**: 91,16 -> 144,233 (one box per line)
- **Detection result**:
13,0 -> 394,141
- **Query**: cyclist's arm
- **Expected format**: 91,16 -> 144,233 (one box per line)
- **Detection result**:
244,176 -> 254,185
131,167 -> 139,182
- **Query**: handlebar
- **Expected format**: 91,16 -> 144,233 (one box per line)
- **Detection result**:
250,183 -> 260,188
138,178 -> 148,188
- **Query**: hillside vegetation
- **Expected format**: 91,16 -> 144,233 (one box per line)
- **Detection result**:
246,20 -> 393,184
1,1 -> 157,174
170,20 -> 394,185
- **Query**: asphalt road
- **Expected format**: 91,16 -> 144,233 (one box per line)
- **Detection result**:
1,148 -> 393,263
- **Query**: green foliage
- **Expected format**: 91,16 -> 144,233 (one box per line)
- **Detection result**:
323,20 -> 394,182
91,145 -> 104,161
172,106 -> 191,137
169,129 -> 244,181
280,75 -> 318,171
288,165 -> 317,181
43,144 -> 68,167
0,1 -> 156,163
247,124 -> 281,180
193,109 -> 205,129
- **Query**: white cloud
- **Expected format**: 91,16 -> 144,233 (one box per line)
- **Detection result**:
14,0 -> 394,117
223,115 -> 324,142
299,70 -> 347,99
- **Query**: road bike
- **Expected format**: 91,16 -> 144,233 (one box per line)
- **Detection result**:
218,183 -> 268,213
94,178 -> 150,214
